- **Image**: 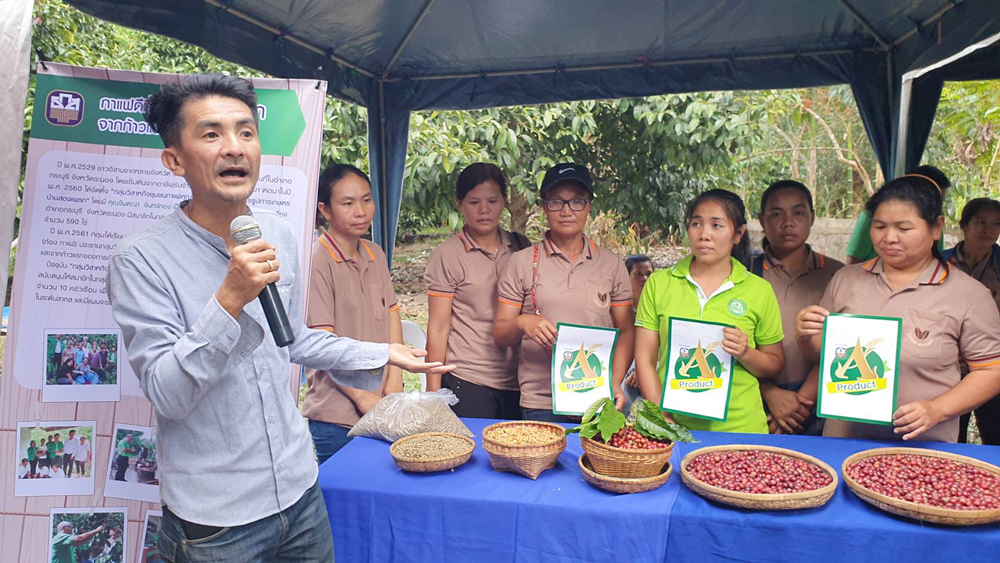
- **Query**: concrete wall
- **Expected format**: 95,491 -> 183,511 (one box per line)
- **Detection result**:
746,217 -> 960,263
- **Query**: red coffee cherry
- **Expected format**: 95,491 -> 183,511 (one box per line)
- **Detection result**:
598,427 -> 671,450
846,454 -> 1000,511
686,450 -> 833,494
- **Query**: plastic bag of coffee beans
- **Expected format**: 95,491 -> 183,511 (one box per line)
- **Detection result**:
348,389 -> 474,442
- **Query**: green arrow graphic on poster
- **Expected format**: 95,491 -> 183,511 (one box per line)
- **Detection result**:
30,74 -> 305,156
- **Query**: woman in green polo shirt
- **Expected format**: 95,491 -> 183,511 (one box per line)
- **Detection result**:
634,189 -> 785,433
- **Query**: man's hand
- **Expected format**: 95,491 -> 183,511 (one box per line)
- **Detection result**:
762,385 -> 813,434
614,390 -> 625,411
517,315 -> 558,349
767,416 -> 785,434
796,305 -> 829,338
624,369 -> 640,389
388,343 -> 455,375
216,239 -> 280,319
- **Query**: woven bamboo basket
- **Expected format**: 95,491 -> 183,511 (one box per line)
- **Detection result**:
842,447 -> 1000,526
482,421 -> 567,480
680,444 -> 838,510
389,433 -> 475,473
580,436 -> 674,479
579,454 -> 673,494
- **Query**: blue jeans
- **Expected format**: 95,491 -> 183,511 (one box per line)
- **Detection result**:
308,420 -> 353,465
156,480 -> 334,562
521,408 -> 574,423
75,371 -> 99,384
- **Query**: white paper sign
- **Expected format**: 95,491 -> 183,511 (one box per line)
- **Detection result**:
551,323 -> 618,416
660,318 -> 734,422
818,314 -> 901,425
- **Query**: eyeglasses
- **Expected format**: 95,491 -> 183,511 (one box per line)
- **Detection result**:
541,198 -> 590,212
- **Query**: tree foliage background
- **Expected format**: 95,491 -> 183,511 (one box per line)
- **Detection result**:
19,0 -> 1000,256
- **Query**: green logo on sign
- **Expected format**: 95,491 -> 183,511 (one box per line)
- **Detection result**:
727,298 -> 747,317
827,338 -> 891,395
559,344 -> 605,393
31,74 -> 306,156
671,340 -> 726,393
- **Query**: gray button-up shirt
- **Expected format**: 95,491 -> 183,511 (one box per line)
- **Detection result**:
107,202 -> 388,527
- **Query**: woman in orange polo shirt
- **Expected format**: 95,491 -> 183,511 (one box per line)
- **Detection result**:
945,197 -> 1000,444
798,171 -> 1000,442
303,164 -> 404,462
494,163 -> 634,422
424,163 -> 529,419
753,181 -> 843,435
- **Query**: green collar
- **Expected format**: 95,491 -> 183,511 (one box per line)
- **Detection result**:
670,255 -> 749,284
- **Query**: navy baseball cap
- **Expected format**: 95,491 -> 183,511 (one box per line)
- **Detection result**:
539,163 -> 593,199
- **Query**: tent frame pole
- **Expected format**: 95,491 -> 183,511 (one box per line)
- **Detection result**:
392,47 -> 860,82
383,0 -> 437,77
895,30 -> 1000,177
378,79 -> 388,246
894,77 -> 913,178
839,0 -> 891,47
893,2 -> 960,47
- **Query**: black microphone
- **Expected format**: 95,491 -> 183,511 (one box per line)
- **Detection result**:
230,215 -> 295,347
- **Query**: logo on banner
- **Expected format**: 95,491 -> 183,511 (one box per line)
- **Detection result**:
46,90 -> 85,126
827,338 -> 891,395
671,340 -> 726,393
557,343 -> 606,393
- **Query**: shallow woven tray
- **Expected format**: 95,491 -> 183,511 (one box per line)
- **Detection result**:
482,421 -> 567,480
842,447 -> 1000,526
581,436 -> 674,479
579,454 -> 673,494
680,444 -> 838,510
389,432 -> 475,473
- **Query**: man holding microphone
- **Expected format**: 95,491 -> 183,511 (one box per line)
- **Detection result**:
107,74 -> 452,562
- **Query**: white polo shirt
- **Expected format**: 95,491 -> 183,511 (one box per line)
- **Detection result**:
63,436 -> 79,458
74,441 -> 91,461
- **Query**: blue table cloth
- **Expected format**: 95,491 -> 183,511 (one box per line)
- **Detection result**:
319,418 -> 1000,563
666,432 -> 1000,563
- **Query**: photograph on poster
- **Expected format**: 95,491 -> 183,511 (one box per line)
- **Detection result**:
140,510 -> 164,563
42,329 -> 122,403
104,423 -> 159,503
49,506 -> 127,563
14,420 -> 96,497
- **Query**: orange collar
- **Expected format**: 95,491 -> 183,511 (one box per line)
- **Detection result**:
862,256 -> 948,285
762,244 -> 825,272
543,231 -> 596,259
319,232 -> 375,263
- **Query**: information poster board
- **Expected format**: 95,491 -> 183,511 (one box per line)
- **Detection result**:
0,63 -> 326,563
